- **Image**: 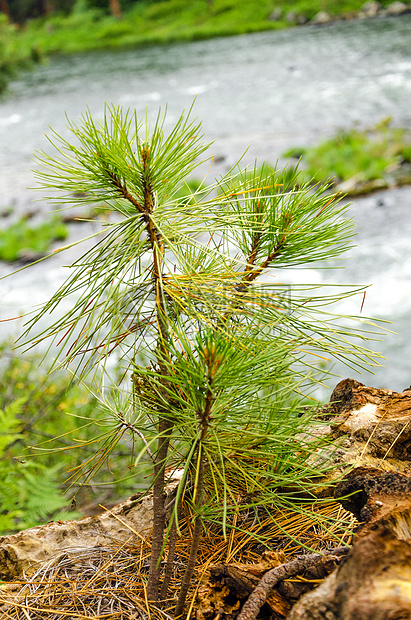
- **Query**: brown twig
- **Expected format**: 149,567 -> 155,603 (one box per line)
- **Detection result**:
236,547 -> 348,620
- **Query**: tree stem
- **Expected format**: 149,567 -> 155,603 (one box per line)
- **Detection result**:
147,417 -> 174,600
174,448 -> 206,618
160,515 -> 179,600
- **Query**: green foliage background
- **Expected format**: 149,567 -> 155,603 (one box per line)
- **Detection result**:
2,0 -> 410,94
0,343 -> 150,534
0,216 -> 68,262
285,118 -> 411,190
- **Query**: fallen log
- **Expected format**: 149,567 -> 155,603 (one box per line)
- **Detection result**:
328,378 -> 411,465
287,527 -> 411,620
196,379 -> 411,620
0,470 -> 183,580
233,549 -> 347,620
287,465 -> 411,619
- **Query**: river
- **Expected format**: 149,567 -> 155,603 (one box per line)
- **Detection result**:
0,15 -> 411,393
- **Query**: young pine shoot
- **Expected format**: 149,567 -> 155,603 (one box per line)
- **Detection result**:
16,104 -> 382,615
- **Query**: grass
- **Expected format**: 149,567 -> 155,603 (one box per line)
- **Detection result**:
0,14 -> 41,94
0,215 -> 68,262
284,118 -> 411,195
2,0 -> 410,64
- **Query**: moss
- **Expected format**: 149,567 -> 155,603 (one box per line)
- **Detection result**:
0,215 -> 68,262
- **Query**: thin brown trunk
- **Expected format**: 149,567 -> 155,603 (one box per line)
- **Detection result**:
109,0 -> 121,18
146,279 -> 173,600
105,154 -> 174,602
147,418 -> 173,600
174,450 -> 206,618
160,516 -> 178,600
0,0 -> 10,18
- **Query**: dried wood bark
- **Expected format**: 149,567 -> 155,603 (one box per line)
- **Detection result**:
0,471 -> 183,580
287,528 -> 411,620
288,466 -> 411,619
196,552 -> 291,620
328,378 -> 411,463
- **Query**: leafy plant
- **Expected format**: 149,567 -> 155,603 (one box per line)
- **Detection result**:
0,398 -> 76,533
0,215 -> 68,262
0,344 -> 149,533
14,104 -> 381,613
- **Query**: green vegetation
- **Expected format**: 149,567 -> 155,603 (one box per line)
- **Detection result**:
0,343 -> 150,534
14,103 -> 382,611
0,214 -> 68,262
285,118 -> 411,195
1,0 -> 409,92
0,14 -> 41,94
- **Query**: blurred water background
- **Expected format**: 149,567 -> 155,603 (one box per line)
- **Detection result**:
1,14 -> 411,393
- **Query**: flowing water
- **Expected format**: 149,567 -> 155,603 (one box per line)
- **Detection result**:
1,15 -> 411,392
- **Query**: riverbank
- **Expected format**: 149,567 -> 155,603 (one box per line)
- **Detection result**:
1,15 -> 411,391
1,0 -> 410,94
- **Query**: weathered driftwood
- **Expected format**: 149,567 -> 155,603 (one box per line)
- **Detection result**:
196,552 -> 291,620
198,466 -> 411,620
196,379 -> 411,620
286,463 -> 411,619
195,545 -> 347,620
328,378 -> 411,466
288,528 -> 411,620
335,466 -> 411,533
0,471 -> 183,580
231,550 -> 347,620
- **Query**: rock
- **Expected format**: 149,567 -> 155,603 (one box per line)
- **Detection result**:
336,174 -> 389,195
0,470 -> 183,580
360,1 -> 382,17
386,162 -> 411,186
285,11 -> 298,24
311,11 -> 332,25
385,1 -> 410,15
284,11 -> 307,25
268,7 -> 282,21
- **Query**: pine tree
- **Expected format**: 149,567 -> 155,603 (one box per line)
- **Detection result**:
18,103 -> 382,615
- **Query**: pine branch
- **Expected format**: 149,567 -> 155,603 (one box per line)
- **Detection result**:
243,212 -> 292,284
